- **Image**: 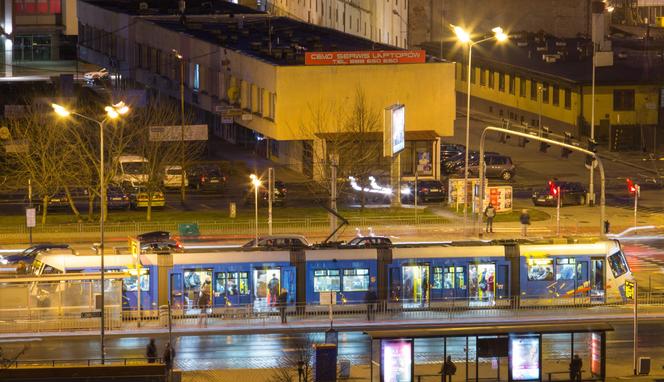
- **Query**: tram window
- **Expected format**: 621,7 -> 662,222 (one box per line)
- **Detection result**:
227,272 -> 239,295
444,266 -> 455,289
342,268 -> 369,292
215,272 -> 227,294
123,270 -> 150,292
608,252 -> 628,277
555,258 -> 576,280
527,258 -> 553,281
314,269 -> 341,292
432,267 -> 443,289
455,267 -> 466,290
238,272 -> 249,295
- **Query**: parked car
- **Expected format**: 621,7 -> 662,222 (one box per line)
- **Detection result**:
342,236 -> 392,248
531,181 -> 588,206
462,153 -> 516,181
83,68 -> 108,81
163,165 -> 188,189
128,187 -> 166,209
242,235 -> 310,249
46,191 -> 70,210
444,151 -> 500,176
106,185 -> 131,210
188,164 -> 226,191
246,180 -> 287,206
401,180 -> 446,203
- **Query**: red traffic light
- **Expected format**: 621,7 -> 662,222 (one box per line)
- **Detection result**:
548,180 -> 558,196
626,178 -> 637,194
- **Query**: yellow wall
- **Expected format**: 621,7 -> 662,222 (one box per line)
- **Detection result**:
455,62 -> 660,129
267,62 -> 456,141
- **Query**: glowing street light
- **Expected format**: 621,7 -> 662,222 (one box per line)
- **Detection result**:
51,101 -> 129,364
250,174 -> 262,246
452,25 -> 509,234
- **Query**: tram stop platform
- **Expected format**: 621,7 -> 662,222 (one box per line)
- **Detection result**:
366,322 -> 612,382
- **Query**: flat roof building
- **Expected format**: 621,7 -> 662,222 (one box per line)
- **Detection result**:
78,0 -> 456,180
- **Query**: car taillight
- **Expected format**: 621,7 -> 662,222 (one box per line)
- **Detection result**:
422,188 -> 429,193
200,176 -> 207,183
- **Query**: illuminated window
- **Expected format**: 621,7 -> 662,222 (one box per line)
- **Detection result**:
314,269 -> 341,292
555,258 -> 576,280
527,258 -> 553,281
342,268 -> 369,292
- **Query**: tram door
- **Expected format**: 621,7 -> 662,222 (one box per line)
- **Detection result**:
469,263 -> 496,306
170,273 -> 184,309
401,264 -> 430,308
183,268 -> 213,311
253,267 -> 282,312
590,258 -> 605,303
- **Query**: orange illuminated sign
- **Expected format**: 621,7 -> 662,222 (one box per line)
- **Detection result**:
304,50 -> 426,65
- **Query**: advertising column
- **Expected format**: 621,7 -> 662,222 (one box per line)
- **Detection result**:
381,339 -> 413,382
384,104 -> 406,207
509,335 -> 541,381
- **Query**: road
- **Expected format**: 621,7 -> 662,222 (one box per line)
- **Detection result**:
0,322 -> 661,377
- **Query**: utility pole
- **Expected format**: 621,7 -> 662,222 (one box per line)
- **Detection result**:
330,156 -> 338,241
172,49 -> 186,205
633,279 -> 638,375
556,185 -> 561,237
268,167 -> 274,235
634,184 -> 639,227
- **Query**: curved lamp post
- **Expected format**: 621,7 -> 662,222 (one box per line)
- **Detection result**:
51,101 -> 129,364
453,25 -> 508,233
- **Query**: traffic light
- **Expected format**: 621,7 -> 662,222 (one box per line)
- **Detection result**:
626,178 -> 637,194
561,132 -> 573,158
548,180 -> 558,196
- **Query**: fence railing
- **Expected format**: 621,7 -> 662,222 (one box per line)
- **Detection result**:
1,294 -> 660,334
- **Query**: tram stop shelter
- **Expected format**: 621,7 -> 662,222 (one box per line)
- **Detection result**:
367,322 -> 612,382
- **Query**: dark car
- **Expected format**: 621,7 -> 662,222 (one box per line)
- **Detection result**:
342,236 -> 392,248
136,231 -> 183,253
440,143 -> 465,162
444,151 -> 501,176
106,185 -> 131,210
401,180 -> 446,203
188,164 -> 226,191
46,191 -> 70,210
532,181 -> 588,206
247,180 -> 287,206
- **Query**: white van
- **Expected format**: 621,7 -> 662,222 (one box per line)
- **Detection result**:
163,165 -> 188,188
113,155 -> 149,187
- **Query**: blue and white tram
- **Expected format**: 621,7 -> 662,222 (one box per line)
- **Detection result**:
29,240 -> 631,311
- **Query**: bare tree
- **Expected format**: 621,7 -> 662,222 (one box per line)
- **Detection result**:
267,338 -> 314,382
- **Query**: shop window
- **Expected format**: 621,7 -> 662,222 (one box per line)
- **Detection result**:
314,269 -> 341,292
613,89 -> 635,111
193,63 -> 200,92
342,268 -> 369,292
527,258 -> 553,281
552,85 -> 560,106
555,258 -> 576,280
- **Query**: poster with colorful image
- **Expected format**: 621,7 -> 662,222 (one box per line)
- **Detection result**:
381,339 -> 413,382
510,335 -> 540,381
591,333 -> 601,376
416,149 -> 432,175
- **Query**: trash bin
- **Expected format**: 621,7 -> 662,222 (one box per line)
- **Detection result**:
159,305 -> 170,328
338,359 -> 351,379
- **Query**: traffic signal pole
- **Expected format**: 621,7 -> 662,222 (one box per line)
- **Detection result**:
634,185 -> 639,228
556,186 -> 561,237
478,126 -> 606,237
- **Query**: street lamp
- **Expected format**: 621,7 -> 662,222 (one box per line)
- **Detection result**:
250,174 -> 262,246
453,25 -> 508,233
172,49 -> 186,205
51,101 -> 129,364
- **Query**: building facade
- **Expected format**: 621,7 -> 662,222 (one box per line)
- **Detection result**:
77,0 -> 455,179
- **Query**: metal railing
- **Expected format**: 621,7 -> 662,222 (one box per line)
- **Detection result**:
7,357 -> 161,368
2,294 -> 660,334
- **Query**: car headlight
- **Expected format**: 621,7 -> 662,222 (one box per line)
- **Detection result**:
401,187 -> 411,195
0,257 -> 7,265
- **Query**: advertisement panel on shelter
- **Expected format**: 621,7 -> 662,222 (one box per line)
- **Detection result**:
381,339 -> 413,382
509,335 -> 540,381
384,104 -> 405,157
591,332 -> 601,375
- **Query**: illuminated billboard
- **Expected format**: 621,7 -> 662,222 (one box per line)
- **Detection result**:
509,335 -> 540,381
381,339 -> 413,382
384,104 -> 405,157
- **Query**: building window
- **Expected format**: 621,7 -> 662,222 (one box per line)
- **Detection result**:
564,88 -> 571,109
542,82 -> 549,104
498,72 -> 505,92
509,74 -> 515,95
257,88 -> 264,115
613,89 -> 635,111
269,92 -> 276,120
459,63 -> 467,82
479,67 -> 485,86
14,0 -> 61,14
470,66 -> 476,84
552,85 -> 560,106
530,80 -> 538,100
488,70 -> 494,89
193,63 -> 200,92
519,77 -> 526,97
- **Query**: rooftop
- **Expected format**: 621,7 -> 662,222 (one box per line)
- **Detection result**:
82,0 -> 263,16
422,30 -> 664,85
150,16 -> 403,66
